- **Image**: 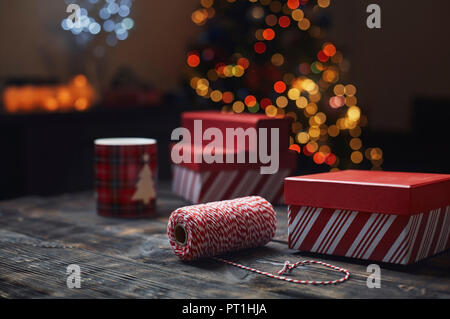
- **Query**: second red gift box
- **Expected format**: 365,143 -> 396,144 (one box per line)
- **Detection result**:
284,170 -> 450,265
171,111 -> 297,204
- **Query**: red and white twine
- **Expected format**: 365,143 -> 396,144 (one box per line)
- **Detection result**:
167,196 -> 350,285
214,258 -> 350,285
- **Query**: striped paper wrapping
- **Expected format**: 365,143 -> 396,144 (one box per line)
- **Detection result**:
172,164 -> 293,205
288,205 -> 450,265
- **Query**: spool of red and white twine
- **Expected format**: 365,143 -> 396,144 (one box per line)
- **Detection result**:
167,196 -> 350,285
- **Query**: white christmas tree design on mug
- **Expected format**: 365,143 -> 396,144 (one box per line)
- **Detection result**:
132,153 -> 155,205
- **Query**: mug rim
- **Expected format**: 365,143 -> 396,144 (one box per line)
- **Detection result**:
94,138 -> 157,146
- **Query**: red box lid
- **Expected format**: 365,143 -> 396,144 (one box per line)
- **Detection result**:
181,111 -> 291,152
182,110 -> 287,126
284,170 -> 450,216
170,143 -> 297,172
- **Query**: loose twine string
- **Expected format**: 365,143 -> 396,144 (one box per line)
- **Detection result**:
167,196 -> 350,285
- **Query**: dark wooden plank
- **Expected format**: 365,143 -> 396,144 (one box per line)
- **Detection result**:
0,239 -> 277,298
1,228 -> 448,299
0,185 -> 449,299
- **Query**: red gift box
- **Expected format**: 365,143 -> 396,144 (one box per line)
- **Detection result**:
284,170 -> 450,264
181,111 -> 291,152
171,111 -> 297,204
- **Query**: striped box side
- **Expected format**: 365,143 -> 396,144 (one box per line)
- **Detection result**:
172,164 -> 293,204
288,205 -> 450,265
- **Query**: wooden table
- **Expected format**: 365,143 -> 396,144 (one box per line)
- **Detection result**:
0,183 -> 448,299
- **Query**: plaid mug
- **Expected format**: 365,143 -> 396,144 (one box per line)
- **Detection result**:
94,138 -> 158,218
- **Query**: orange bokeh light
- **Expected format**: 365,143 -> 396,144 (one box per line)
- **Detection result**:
44,98 -> 59,111
187,54 -> 201,67
244,95 -> 257,107
237,57 -> 250,69
74,98 -> 89,111
273,81 -> 287,93
3,75 -> 94,114
222,91 -> 234,104
262,28 -> 275,41
326,153 -> 337,166
287,0 -> 300,10
323,44 -> 337,57
73,74 -> 87,87
313,152 -> 327,164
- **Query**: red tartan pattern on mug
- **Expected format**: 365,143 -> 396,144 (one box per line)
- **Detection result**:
95,142 -> 157,217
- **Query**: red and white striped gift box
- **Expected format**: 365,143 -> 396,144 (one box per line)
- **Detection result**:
172,163 -> 295,205
170,111 -> 297,204
284,170 -> 450,264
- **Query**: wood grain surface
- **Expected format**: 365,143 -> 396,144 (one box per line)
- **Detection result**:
0,183 -> 448,298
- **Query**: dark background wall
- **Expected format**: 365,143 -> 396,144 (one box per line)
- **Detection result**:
1,1 -> 450,132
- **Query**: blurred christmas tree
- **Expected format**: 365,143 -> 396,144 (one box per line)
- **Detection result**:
184,0 -> 383,171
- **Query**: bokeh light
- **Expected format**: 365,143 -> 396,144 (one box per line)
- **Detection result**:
185,0 -> 384,171
61,0 -> 135,46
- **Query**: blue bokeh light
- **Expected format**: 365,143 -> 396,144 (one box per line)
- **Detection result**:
61,19 -> 71,30
116,30 -> 128,41
118,5 -> 130,17
107,3 -> 119,14
80,8 -> 88,16
62,0 -> 134,46
99,7 -> 111,20
89,22 -> 101,34
103,19 -> 115,32
122,18 -> 134,30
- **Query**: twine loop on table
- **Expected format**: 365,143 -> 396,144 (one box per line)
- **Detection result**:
278,260 -> 295,275
215,257 -> 350,285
